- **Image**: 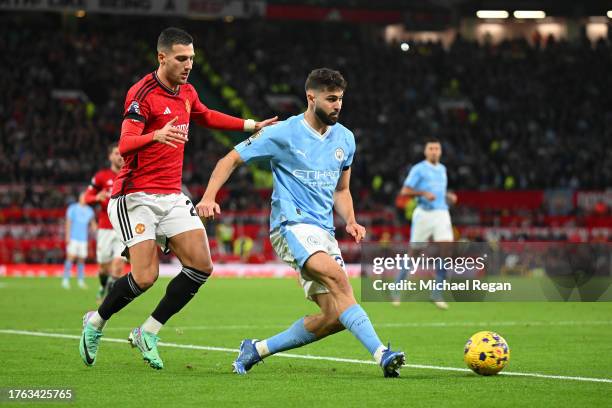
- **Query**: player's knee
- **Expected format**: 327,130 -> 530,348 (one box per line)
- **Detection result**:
193,261 -> 213,276
132,267 -> 159,289
324,272 -> 351,295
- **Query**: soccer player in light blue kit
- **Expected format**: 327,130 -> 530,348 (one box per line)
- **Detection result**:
197,68 -> 405,377
395,139 -> 457,309
62,192 -> 96,289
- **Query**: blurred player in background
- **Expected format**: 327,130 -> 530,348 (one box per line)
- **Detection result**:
84,143 -> 125,304
198,68 -> 406,378
394,138 -> 457,309
79,27 -> 277,369
62,193 -> 96,289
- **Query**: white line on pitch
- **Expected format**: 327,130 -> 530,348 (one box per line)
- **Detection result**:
0,329 -> 610,384
35,320 -> 612,332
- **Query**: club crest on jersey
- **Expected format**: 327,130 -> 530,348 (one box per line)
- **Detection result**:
128,100 -> 141,115
185,99 -> 191,114
135,223 -> 146,234
334,147 -> 345,162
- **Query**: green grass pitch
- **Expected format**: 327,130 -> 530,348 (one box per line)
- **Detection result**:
0,276 -> 611,407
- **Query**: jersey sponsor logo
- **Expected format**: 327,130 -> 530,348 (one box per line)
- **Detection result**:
292,169 -> 340,187
185,99 -> 191,114
135,223 -> 146,234
128,100 -> 141,115
292,169 -> 340,179
163,107 -> 171,115
334,147 -> 345,162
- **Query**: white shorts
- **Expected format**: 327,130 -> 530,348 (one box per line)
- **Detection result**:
410,207 -> 453,242
96,228 -> 125,264
67,240 -> 88,259
108,192 -> 204,248
270,223 -> 346,301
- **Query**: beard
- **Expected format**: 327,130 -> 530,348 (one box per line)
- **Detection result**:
315,106 -> 339,126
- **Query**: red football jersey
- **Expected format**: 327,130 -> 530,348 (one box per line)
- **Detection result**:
85,168 -> 118,229
112,71 -> 245,196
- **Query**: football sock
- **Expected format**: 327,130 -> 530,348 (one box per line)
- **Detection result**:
105,276 -> 117,293
142,316 -> 163,335
87,311 -> 107,330
258,317 -> 316,358
99,273 -> 108,288
63,260 -> 73,280
98,273 -> 146,320
150,266 -> 209,326
77,262 -> 85,281
339,304 -> 383,359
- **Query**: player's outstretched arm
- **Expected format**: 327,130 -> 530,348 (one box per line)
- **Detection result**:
190,95 -> 278,132
334,168 -> 366,243
196,149 -> 244,220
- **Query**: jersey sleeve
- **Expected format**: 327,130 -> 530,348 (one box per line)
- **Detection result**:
342,132 -> 356,171
403,165 -> 421,188
190,91 -> 245,131
234,125 -> 283,164
123,89 -> 152,123
66,205 -> 74,221
84,172 -> 102,204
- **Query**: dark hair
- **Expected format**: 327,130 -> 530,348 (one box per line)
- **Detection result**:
108,142 -> 118,154
305,68 -> 347,92
157,27 -> 193,52
424,137 -> 441,145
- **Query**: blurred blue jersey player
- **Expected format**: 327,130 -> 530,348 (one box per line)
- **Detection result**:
197,68 -> 405,377
395,139 -> 457,309
62,192 -> 96,289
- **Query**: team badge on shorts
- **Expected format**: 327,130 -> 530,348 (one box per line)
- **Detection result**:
334,148 -> 345,162
135,223 -> 146,234
307,235 -> 321,246
185,99 -> 191,114
334,255 -> 345,269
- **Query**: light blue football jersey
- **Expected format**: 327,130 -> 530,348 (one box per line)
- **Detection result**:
403,160 -> 448,210
66,203 -> 95,242
235,114 -> 355,233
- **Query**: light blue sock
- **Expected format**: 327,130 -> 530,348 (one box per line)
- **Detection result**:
339,304 -> 383,356
266,317 -> 317,354
77,262 -> 85,281
63,260 -> 73,280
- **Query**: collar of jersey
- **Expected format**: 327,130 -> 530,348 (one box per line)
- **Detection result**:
424,160 -> 441,169
301,118 -> 332,140
153,71 -> 180,96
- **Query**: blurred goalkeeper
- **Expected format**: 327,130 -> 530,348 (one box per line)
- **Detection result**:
198,68 -> 405,378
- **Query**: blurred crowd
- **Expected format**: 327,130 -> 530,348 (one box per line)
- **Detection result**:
0,15 -> 610,211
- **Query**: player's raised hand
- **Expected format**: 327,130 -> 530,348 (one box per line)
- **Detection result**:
254,116 -> 279,131
346,222 -> 366,243
196,197 -> 221,221
153,116 -> 188,148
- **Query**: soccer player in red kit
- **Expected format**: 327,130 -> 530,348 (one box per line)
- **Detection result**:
84,142 -> 125,304
79,27 -> 277,369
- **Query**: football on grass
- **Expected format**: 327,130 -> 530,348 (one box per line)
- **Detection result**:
464,331 -> 510,376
